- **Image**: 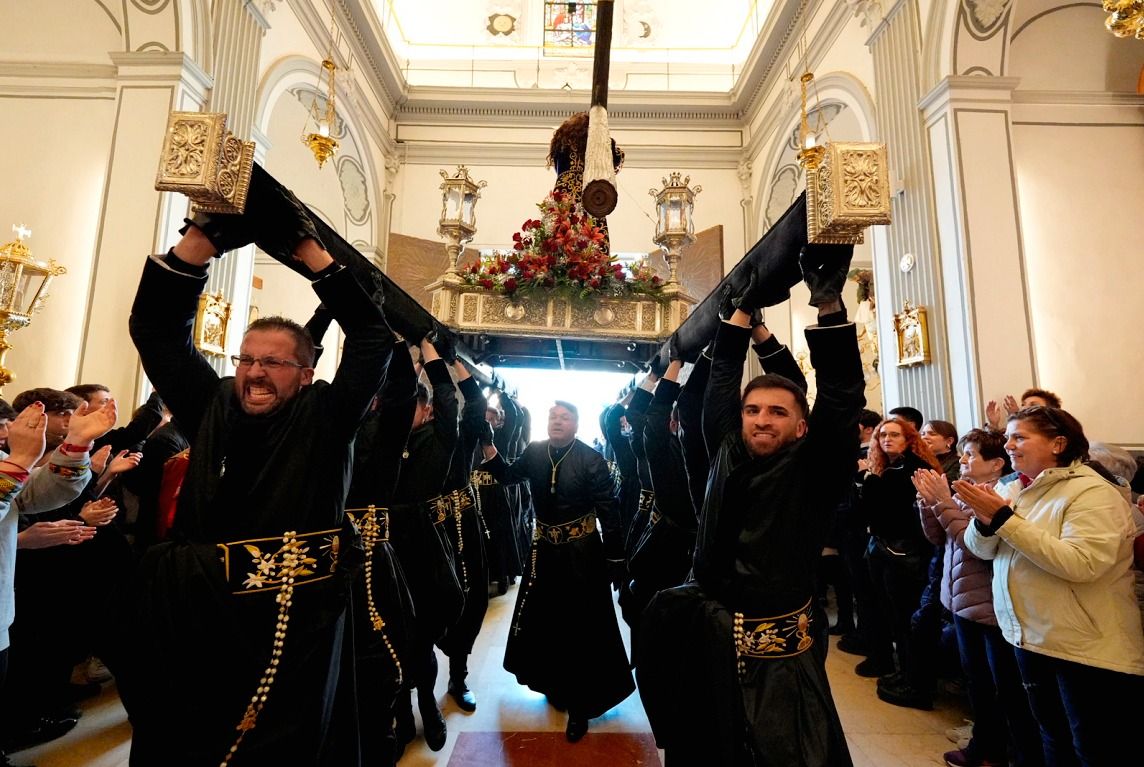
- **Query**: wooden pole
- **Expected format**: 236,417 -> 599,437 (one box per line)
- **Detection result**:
582,0 -> 618,218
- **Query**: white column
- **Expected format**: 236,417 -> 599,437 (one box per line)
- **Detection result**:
921,75 -> 1035,433
79,51 -> 212,403
865,0 -> 954,421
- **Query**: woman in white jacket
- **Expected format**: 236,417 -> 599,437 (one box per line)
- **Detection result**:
959,407 -> 1144,767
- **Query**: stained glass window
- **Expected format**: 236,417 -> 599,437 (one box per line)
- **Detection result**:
543,1 -> 597,52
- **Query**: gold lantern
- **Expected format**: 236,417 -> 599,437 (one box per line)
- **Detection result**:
797,71 -> 892,244
437,165 -> 486,283
0,226 -> 67,394
649,172 -> 702,294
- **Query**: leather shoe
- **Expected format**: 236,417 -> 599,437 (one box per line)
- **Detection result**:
448,681 -> 477,713
876,679 -> 934,711
835,633 -> 868,656
565,715 -> 589,743
855,657 -> 894,678
420,699 -> 447,752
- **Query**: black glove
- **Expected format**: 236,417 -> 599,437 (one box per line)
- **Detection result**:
717,283 -> 736,321
479,420 -> 495,447
735,268 -> 792,314
426,324 -> 457,364
179,211 -> 256,258
252,167 -> 325,262
800,243 -> 854,308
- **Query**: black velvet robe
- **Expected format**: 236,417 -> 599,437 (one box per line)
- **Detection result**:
125,255 -> 391,767
487,439 -> 634,719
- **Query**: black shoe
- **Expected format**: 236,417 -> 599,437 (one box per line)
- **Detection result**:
829,621 -> 855,636
419,697 -> 447,752
855,658 -> 895,678
876,680 -> 934,711
566,715 -> 589,743
393,697 -> 415,759
3,716 -> 78,753
877,670 -> 907,688
448,680 -> 477,713
836,633 -> 868,656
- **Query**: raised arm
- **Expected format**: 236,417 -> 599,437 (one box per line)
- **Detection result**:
312,246 -> 394,443
421,342 -> 460,454
703,315 -> 751,459
677,350 -> 712,513
128,239 -> 223,444
643,362 -> 695,525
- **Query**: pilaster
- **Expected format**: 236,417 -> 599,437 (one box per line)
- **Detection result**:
921,74 -> 1034,433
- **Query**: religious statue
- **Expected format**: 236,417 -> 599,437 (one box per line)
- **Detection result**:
546,112 -> 624,252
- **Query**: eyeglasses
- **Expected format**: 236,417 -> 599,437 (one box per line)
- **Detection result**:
230,355 -> 306,370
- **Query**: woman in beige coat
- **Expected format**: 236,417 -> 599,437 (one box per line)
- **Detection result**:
960,407 -> 1144,766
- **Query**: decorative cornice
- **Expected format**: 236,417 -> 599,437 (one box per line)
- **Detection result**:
919,74 -> 1022,120
0,60 -> 117,98
400,141 -> 742,169
397,85 -> 740,126
336,0 -> 405,117
244,0 -> 273,31
1010,89 -> 1144,106
732,0 -> 812,115
109,51 -> 214,92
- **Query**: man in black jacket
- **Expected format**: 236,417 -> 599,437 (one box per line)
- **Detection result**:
639,244 -> 864,767
124,172 -> 393,767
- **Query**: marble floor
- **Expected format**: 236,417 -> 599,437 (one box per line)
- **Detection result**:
13,585 -> 971,766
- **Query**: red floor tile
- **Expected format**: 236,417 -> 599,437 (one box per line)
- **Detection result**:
448,731 -> 661,767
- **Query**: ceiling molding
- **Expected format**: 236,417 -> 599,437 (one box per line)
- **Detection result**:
396,85 -> 742,126
400,140 -> 743,169
0,60 -> 118,99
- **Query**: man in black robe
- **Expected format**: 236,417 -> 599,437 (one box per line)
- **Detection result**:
124,181 -> 393,767
639,244 -> 863,766
482,401 -> 634,742
387,338 -> 464,753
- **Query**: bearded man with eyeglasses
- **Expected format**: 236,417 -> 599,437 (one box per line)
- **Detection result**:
123,167 -> 395,767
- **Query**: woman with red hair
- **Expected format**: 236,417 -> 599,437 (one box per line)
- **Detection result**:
857,417 -> 942,709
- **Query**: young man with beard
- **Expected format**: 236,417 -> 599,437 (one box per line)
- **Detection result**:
639,244 -> 865,766
124,175 -> 394,767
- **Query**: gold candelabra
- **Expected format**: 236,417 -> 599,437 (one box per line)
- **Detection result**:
0,226 -> 66,394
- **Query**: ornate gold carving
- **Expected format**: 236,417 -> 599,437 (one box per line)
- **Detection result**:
429,285 -> 689,342
194,291 -> 231,357
462,294 -> 479,323
841,150 -> 882,208
893,299 -> 931,367
155,111 -> 255,215
806,141 -> 891,245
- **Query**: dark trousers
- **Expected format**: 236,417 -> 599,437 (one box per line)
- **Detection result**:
866,540 -> 929,673
1015,647 -> 1142,767
840,529 -> 877,645
954,616 -> 1043,766
817,553 -> 853,630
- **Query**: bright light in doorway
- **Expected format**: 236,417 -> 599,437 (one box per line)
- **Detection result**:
493,368 -> 635,450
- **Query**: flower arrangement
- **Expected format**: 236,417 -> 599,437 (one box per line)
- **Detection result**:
464,191 -> 663,301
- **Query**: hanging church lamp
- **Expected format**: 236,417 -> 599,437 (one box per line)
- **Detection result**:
0,226 -> 66,394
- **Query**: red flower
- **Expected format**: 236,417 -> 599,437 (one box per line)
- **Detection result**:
504,277 -> 518,293
479,278 -> 494,289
